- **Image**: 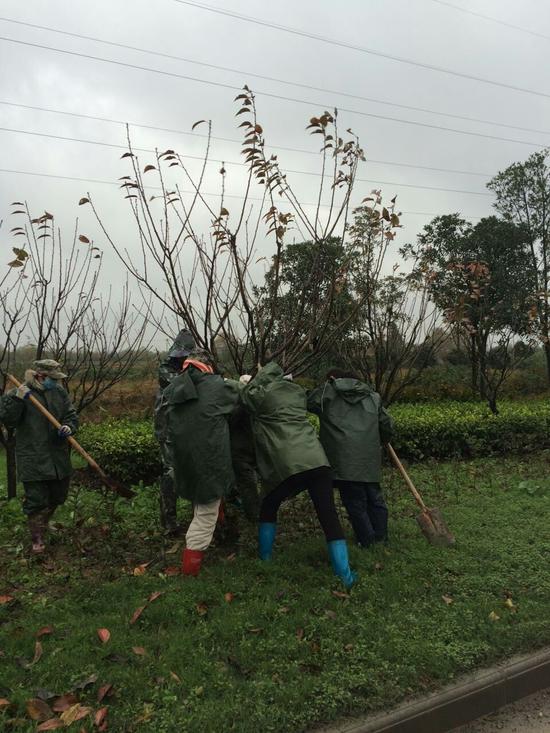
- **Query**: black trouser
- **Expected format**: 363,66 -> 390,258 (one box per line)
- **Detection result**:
259,466 -> 344,542
335,481 -> 388,547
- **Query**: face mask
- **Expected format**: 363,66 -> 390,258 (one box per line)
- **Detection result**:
42,377 -> 57,390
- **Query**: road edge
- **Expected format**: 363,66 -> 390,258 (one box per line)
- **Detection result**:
313,646 -> 550,733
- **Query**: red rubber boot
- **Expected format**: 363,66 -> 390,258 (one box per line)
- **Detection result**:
182,548 -> 204,576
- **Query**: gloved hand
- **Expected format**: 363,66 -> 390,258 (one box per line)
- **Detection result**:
57,425 -> 72,438
15,384 -> 31,400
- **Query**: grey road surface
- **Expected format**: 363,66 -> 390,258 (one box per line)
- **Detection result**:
453,687 -> 550,732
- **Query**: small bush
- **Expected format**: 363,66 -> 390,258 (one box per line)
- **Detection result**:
78,419 -> 161,484
78,401 -> 550,483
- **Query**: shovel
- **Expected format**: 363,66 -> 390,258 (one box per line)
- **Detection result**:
7,374 -> 135,499
386,443 -> 455,547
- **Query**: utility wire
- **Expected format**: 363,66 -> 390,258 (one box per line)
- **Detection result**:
430,0 -> 550,42
0,35 -> 546,149
0,166 -> 485,218
173,0 -> 550,100
0,99 -> 493,177
1,15 -> 549,138
0,125 -> 493,197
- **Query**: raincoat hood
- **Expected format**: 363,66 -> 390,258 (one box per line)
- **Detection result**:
158,329 -> 195,389
331,378 -> 374,404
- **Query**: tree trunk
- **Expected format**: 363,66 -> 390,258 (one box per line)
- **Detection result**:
544,340 -> 550,386
470,335 -> 478,396
5,429 -> 17,500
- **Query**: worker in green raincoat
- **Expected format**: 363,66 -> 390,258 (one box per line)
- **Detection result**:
163,349 -> 239,576
0,359 -> 78,553
240,362 -> 356,588
153,329 -> 195,535
307,368 -> 393,547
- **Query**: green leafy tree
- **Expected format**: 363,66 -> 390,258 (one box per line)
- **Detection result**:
407,214 -> 536,412
487,150 -> 550,382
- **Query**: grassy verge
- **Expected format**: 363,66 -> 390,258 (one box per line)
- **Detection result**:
0,453 -> 549,732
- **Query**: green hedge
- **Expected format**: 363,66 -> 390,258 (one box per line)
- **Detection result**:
78,419 -> 161,485
78,401 -> 550,485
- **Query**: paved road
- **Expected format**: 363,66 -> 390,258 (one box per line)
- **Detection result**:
454,688 -> 550,732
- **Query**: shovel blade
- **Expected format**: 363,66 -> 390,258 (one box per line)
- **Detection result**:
103,475 -> 136,499
416,506 -> 455,547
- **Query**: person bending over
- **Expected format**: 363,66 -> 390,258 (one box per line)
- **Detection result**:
308,368 -> 393,548
240,362 -> 356,588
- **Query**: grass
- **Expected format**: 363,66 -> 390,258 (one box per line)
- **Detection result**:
0,452 -> 549,732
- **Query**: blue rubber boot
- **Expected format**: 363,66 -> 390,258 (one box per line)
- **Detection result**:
258,522 -> 277,560
327,539 -> 357,589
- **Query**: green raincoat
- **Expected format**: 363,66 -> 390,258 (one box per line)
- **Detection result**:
0,385 -> 79,482
164,366 -> 239,504
240,362 -> 329,493
307,378 -> 393,483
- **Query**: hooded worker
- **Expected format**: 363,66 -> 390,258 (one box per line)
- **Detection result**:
227,374 -> 260,522
0,359 -> 78,553
307,369 -> 394,547
240,362 -> 357,588
163,349 -> 239,576
153,329 -> 195,535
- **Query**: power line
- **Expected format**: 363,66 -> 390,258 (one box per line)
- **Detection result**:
0,36 -> 547,149
0,100 -> 493,178
1,15 -> 549,139
431,0 -> 550,42
0,167 -> 485,219
0,125 -> 493,197
173,0 -> 550,100
0,166 -> 487,217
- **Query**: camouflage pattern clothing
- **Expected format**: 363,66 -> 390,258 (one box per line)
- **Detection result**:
153,329 -> 195,532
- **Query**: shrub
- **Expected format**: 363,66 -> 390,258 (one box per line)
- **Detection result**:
78,401 -> 550,483
78,419 -> 161,485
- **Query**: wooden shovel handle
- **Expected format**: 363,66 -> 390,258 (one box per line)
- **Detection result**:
7,373 -> 108,480
386,443 -> 428,513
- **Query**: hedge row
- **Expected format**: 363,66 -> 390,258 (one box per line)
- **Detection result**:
78,401 -> 550,485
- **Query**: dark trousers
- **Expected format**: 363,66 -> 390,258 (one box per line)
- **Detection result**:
259,466 -> 344,542
335,481 -> 388,547
23,477 -> 71,517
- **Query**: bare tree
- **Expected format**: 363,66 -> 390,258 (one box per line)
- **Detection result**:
86,88 -> 401,375
340,204 -> 446,404
0,205 -> 151,498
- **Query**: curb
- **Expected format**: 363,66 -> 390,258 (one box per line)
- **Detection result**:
313,646 -> 550,733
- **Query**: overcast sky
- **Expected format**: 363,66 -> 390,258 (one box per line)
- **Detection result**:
1,0 -> 549,346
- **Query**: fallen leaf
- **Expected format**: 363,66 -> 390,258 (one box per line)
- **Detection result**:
60,703 -> 91,726
224,553 -> 236,562
442,595 -> 454,605
196,602 -> 208,616
224,592 -> 234,603
163,566 -> 180,576
129,606 -> 145,625
148,591 -> 162,603
374,562 -> 384,571
331,590 -> 349,599
52,693 -> 78,712
26,698 -> 53,721
25,641 -> 43,668
504,598 -> 517,610
36,626 -> 54,638
97,684 -> 113,703
344,643 -> 354,651
166,543 -> 180,555
0,698 -> 10,707
73,673 -> 98,691
247,628 -> 262,634
37,720 -> 64,731
132,646 -> 146,656
0,595 -> 14,605
325,610 -> 337,620
169,671 -> 181,684
97,628 -> 110,644
295,628 -> 304,640
35,689 -> 57,701
133,563 -> 150,576
489,611 -> 500,622
278,606 -> 289,614
94,707 -> 108,727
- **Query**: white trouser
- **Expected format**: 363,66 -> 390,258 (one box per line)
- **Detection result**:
185,499 -> 221,551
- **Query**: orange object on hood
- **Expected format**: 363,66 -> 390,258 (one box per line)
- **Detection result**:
182,358 -> 214,374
